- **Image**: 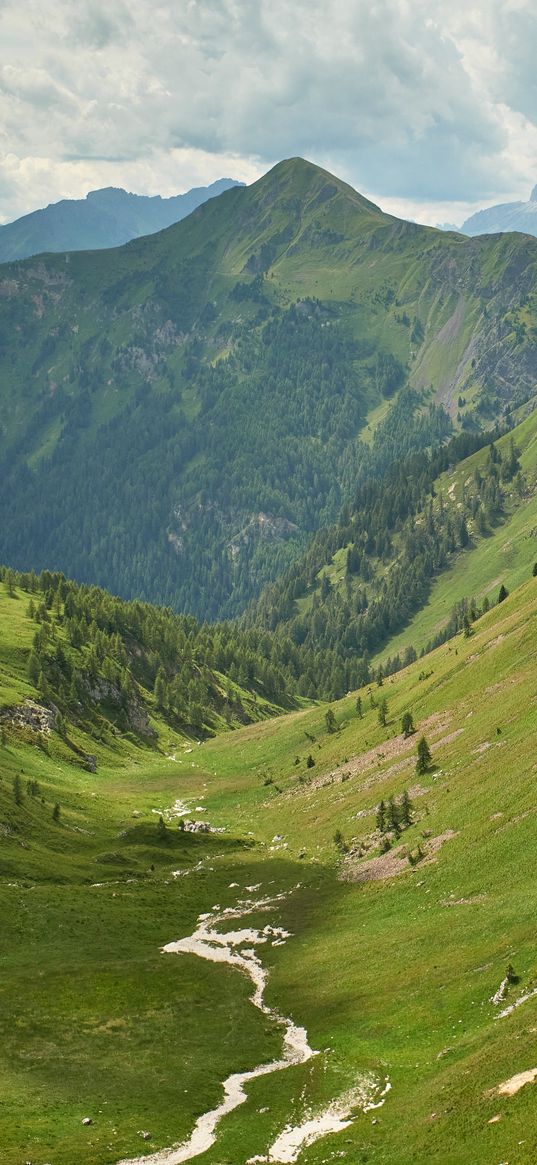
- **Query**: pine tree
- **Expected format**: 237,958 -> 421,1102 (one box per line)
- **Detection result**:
355,696 -> 363,718
156,814 -> 167,840
498,583 -> 508,603
154,668 -> 167,709
378,697 -> 388,727
400,789 -> 413,827
325,707 -> 336,734
376,799 -> 386,833
386,795 -> 400,834
56,713 -> 68,739
401,711 -> 414,737
27,650 -> 41,687
416,736 -> 432,775
52,802 -> 61,822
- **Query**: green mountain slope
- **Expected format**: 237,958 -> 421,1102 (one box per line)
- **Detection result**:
0,179 -> 242,262
251,399 -> 537,696
3,568 -> 537,1164
0,568 -> 296,758
1,158 -> 537,618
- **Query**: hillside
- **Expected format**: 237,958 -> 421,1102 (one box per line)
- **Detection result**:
3,566 -> 537,1163
248,401 -> 537,695
0,568 -> 296,757
1,158 -> 536,619
460,184 -> 537,238
0,179 -> 242,262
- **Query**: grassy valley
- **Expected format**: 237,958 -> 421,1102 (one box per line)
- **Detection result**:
3,564 -> 537,1162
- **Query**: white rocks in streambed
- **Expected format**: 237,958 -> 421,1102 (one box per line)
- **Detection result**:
490,977 -> 509,1005
495,985 -> 537,1020
116,893 -> 313,1165
250,1078 -> 391,1164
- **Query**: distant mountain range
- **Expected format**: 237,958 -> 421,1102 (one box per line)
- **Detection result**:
0,179 -> 243,261
438,185 -> 537,238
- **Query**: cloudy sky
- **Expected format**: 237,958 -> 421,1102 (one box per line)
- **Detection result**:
0,0 -> 536,226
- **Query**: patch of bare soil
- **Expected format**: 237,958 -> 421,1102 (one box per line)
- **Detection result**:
489,1068 -> 537,1097
305,713 -> 452,796
341,830 -> 458,883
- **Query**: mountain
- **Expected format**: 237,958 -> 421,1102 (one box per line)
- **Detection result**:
3,562 -> 537,1164
0,178 -> 243,261
459,184 -> 537,237
0,157 -> 536,622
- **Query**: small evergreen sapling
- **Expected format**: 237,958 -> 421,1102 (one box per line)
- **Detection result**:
325,707 -> 336,734
333,829 -> 347,853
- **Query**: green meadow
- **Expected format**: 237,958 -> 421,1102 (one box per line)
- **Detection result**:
2,569 -> 537,1164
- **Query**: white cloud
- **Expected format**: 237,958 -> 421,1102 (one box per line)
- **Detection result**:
0,0 -> 535,223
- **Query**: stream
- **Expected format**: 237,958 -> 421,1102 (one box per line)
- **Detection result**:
117,888 -> 388,1165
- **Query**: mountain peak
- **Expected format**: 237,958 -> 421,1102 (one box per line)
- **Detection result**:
252,156 -> 385,217
531,184 -> 537,202
86,187 -> 136,203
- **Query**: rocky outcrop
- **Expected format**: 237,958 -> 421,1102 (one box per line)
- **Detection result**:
0,699 -> 57,734
83,676 -> 156,738
182,819 -> 225,834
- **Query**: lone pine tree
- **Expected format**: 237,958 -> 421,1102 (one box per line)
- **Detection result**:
416,736 -> 432,775
401,711 -> 414,737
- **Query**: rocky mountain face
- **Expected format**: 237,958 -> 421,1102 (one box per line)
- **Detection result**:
459,184 -> 537,237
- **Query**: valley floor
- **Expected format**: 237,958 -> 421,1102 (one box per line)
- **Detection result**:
3,579 -> 537,1164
